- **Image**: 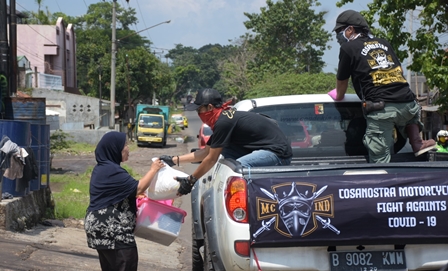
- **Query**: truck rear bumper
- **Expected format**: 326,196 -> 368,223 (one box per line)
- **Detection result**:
137,136 -> 163,143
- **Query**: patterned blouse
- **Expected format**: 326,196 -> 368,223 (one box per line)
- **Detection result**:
84,197 -> 137,250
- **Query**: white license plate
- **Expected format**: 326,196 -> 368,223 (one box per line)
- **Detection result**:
329,250 -> 406,271
140,137 -> 158,142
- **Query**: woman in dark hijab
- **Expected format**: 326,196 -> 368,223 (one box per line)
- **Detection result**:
84,131 -> 164,271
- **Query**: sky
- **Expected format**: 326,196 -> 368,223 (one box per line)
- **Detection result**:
15,0 -> 371,73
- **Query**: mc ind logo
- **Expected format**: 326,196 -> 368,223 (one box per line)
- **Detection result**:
254,182 -> 338,239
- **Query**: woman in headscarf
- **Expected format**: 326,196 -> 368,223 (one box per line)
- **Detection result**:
84,131 -> 164,271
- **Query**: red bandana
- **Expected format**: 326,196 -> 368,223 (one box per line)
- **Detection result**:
198,101 -> 232,130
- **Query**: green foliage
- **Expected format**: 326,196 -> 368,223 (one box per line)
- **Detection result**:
71,1 -> 173,120
243,0 -> 331,76
167,44 -> 237,102
22,6 -> 52,25
82,1 -> 138,30
50,130 -> 96,155
65,141 -> 96,155
218,36 -> 256,100
51,171 -> 91,219
246,72 -> 349,98
337,0 -> 448,111
51,163 -> 140,220
50,130 -> 72,152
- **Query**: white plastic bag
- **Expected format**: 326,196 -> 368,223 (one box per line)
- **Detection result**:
147,157 -> 189,200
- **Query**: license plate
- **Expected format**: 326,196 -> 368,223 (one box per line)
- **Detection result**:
329,250 -> 406,271
140,137 -> 159,142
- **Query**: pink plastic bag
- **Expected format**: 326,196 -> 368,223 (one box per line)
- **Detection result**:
157,199 -> 173,206
328,88 -> 342,101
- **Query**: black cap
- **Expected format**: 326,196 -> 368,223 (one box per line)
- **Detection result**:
185,88 -> 223,111
333,10 -> 369,32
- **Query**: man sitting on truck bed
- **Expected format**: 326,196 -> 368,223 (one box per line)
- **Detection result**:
160,88 -> 293,196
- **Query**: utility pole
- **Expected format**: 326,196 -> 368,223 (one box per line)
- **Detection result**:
0,0 -> 9,100
109,0 -> 117,129
125,54 -> 130,106
9,0 -> 17,96
98,64 -> 102,127
109,4 -> 170,128
125,54 -> 132,127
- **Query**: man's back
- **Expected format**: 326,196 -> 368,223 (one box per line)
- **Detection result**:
338,36 -> 414,103
210,109 -> 293,159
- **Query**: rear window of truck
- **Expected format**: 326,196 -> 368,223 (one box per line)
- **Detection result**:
250,102 -> 369,157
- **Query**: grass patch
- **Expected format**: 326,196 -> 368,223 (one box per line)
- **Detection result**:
51,169 -> 91,219
50,130 -> 140,219
51,164 -> 140,219
66,141 -> 96,154
51,130 -> 138,156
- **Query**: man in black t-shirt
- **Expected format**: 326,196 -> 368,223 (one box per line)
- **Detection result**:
159,88 -> 292,195
329,10 -> 435,163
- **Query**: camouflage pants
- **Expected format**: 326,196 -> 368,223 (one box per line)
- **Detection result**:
363,101 -> 423,163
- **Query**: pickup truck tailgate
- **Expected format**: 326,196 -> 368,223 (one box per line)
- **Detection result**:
248,171 -> 448,247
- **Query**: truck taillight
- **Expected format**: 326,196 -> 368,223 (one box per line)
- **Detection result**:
225,177 -> 248,223
234,240 -> 250,257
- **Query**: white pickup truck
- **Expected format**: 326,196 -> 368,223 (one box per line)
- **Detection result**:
190,94 -> 448,271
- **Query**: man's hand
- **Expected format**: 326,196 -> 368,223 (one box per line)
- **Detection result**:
159,155 -> 175,167
175,175 -> 196,196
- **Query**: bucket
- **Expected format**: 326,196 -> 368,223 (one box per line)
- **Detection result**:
39,124 -> 50,188
29,124 -> 41,191
0,120 -> 31,197
4,97 -> 46,125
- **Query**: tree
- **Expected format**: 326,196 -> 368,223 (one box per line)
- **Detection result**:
218,35 -> 256,100
243,0 -> 331,76
115,47 -> 171,106
22,6 -> 52,24
246,72 -> 341,98
65,1 -> 174,122
337,0 -> 448,110
75,2 -> 150,97
166,43 -> 235,102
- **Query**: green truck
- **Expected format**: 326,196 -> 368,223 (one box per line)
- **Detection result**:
135,104 -> 170,147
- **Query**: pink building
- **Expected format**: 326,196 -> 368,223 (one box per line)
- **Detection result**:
17,17 -> 79,94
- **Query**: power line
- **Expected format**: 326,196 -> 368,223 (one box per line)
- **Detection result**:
117,20 -> 170,41
121,0 -> 139,33
24,24 -> 58,46
54,0 -> 63,12
150,46 -> 172,51
17,44 -> 65,70
17,46 -> 43,62
134,0 -> 152,41
16,2 -> 50,20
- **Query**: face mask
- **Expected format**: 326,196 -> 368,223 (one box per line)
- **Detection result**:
199,107 -> 223,130
336,26 -> 350,45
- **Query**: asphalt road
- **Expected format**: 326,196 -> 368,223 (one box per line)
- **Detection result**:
0,110 -> 202,271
